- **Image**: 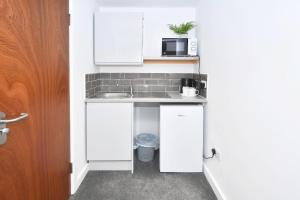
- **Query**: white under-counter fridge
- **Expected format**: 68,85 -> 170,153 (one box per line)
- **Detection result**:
160,104 -> 203,172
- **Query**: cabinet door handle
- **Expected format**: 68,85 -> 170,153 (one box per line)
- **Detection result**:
177,114 -> 185,117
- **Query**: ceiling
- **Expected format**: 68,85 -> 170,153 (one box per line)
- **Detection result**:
97,0 -> 199,7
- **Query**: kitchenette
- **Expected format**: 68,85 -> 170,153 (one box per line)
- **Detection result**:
85,72 -> 207,173
82,3 -> 209,175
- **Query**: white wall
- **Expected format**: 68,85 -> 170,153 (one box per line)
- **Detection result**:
197,0 -> 300,199
70,0 -> 99,194
134,104 -> 160,138
97,7 -> 198,73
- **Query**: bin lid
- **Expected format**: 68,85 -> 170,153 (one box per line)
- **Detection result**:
136,133 -> 158,148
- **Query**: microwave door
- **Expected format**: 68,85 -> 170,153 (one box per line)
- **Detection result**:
176,41 -> 187,56
176,39 -> 188,56
162,40 -> 177,56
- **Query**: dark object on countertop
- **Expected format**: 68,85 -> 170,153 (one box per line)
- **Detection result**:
180,78 -> 196,93
199,82 -> 206,89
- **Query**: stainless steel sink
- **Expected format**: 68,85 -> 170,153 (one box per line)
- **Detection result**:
95,92 -> 171,99
96,93 -> 132,98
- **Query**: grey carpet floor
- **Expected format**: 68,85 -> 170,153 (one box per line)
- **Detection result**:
71,151 -> 217,200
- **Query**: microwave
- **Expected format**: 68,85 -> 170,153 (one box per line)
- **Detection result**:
162,38 -> 198,57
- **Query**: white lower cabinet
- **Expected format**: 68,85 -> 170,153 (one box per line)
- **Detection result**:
160,104 -> 203,172
87,103 -> 133,161
86,102 -> 204,172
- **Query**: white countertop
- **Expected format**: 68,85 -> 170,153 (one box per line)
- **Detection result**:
85,92 -> 207,103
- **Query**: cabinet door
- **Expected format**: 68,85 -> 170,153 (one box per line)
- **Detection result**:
94,12 -> 143,65
160,105 -> 203,172
87,103 -> 133,161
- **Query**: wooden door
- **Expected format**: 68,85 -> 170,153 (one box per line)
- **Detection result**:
0,0 -> 70,200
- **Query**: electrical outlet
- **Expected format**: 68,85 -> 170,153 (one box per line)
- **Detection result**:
200,80 -> 207,89
214,147 -> 221,160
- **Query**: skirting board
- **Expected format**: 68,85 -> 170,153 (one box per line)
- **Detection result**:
71,163 -> 89,194
89,161 -> 132,171
203,164 -> 227,200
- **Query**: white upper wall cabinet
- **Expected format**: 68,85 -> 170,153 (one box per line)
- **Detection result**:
94,12 -> 143,66
98,7 -> 196,58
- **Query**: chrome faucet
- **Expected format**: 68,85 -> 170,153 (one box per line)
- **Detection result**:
130,85 -> 133,97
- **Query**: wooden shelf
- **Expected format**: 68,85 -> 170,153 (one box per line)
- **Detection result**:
143,56 -> 199,64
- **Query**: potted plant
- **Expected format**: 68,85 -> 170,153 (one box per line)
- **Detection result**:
168,21 -> 196,37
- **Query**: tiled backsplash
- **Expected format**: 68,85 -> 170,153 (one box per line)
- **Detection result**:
86,73 -> 207,98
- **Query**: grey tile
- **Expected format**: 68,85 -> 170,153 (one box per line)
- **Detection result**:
85,72 -> 207,98
132,85 -> 140,92
111,73 -> 122,79
201,74 -> 208,81
110,86 -> 124,92
134,85 -> 151,92
87,91 -> 93,98
100,86 -> 110,92
150,86 -> 166,92
183,73 -> 194,78
171,79 -> 181,86
145,80 -> 158,85
131,79 -> 144,85
158,79 -> 171,85
101,79 -> 117,85
95,73 -> 101,79
92,74 -> 96,81
86,82 -> 92,90
88,74 -> 92,81
166,86 -> 180,92
193,74 -> 200,80
124,73 -> 139,79
118,79 -> 131,85
165,73 -> 182,79
91,80 -> 97,87
91,88 -> 96,96
151,73 -> 166,79
87,74 -> 92,82
139,73 -> 151,79
194,74 -> 208,82
123,86 -> 132,92
100,73 -> 110,79
167,73 -> 194,79
200,89 -> 207,97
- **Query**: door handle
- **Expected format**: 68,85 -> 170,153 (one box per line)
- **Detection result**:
0,113 -> 29,124
0,112 -> 29,145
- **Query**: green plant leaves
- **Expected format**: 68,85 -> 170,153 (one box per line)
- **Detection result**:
168,21 -> 196,35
